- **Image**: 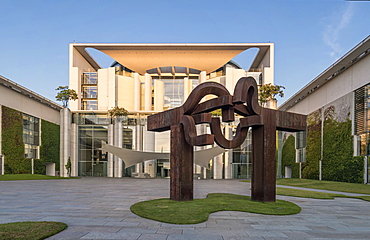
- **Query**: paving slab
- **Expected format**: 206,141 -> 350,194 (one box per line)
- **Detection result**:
0,178 -> 370,239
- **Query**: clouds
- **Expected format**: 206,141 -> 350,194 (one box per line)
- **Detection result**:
322,3 -> 354,58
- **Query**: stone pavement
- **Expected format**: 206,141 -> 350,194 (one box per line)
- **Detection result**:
1,178 -> 370,240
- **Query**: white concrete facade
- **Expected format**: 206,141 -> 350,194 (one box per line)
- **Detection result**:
0,75 -> 62,175
279,35 -> 370,182
67,43 -> 275,179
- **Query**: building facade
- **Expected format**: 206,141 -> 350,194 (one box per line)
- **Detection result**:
0,75 -> 62,175
64,43 -> 275,179
279,36 -> 370,183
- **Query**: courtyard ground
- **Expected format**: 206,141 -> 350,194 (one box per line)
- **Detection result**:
1,178 -> 370,239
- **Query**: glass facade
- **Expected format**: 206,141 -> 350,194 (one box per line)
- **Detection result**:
74,113 -> 146,177
232,130 -> 252,179
82,72 -> 98,110
78,125 -> 108,177
355,84 -> 370,156
23,114 -> 40,159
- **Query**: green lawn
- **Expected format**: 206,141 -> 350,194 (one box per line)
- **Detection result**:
131,193 -> 301,224
0,221 -> 67,240
0,174 -> 79,181
276,178 -> 370,195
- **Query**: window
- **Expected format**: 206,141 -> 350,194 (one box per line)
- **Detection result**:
82,86 -> 97,99
22,114 -> 40,159
82,100 -> 98,110
82,72 -> 97,84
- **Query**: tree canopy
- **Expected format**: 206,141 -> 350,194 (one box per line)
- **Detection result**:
108,106 -> 129,118
258,83 -> 285,105
55,86 -> 78,108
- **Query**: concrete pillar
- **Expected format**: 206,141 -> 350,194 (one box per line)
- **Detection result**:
199,71 -> 207,83
60,108 -> 71,177
134,73 -> 141,111
224,125 -> 233,179
135,120 -> 143,173
154,80 -> 164,111
143,127 -> 155,177
70,123 -> 78,177
144,73 -> 152,111
0,105 -> 2,157
183,77 -> 190,101
114,118 -> 123,177
213,155 -> 223,179
108,124 -> 114,177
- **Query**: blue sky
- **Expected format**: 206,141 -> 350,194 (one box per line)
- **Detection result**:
0,0 -> 369,105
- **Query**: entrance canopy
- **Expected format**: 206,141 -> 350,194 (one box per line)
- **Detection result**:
102,144 -> 225,169
72,43 -> 273,75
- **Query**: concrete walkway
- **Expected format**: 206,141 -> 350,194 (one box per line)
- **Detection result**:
1,178 -> 370,240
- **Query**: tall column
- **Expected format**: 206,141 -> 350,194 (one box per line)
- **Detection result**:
0,105 -> 2,175
154,79 -> 164,111
108,124 -> 114,177
183,77 -> 190,101
114,118 -> 123,177
135,118 -> 143,173
60,108 -> 71,177
134,73 -> 141,111
199,71 -> 207,83
143,127 -> 155,177
213,155 -> 223,179
224,125 -> 233,179
0,105 -> 2,157
70,123 -> 78,177
144,73 -> 152,111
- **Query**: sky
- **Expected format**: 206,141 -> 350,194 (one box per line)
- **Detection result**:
0,0 -> 369,105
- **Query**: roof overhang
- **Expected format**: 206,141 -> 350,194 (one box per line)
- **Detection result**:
0,75 -> 63,110
279,35 -> 370,111
72,43 -> 273,75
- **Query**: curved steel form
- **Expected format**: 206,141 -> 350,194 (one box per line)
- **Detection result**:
148,77 -> 307,202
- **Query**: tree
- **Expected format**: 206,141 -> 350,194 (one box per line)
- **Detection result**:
65,157 -> 71,177
258,83 -> 285,106
108,106 -> 129,119
55,86 -> 78,108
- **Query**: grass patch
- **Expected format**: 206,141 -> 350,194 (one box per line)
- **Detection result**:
131,193 -> 301,224
0,221 -> 67,240
0,174 -> 79,181
276,178 -> 370,195
276,187 -> 347,199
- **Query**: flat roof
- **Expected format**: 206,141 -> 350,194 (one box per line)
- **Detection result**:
71,43 -> 273,75
279,35 -> 370,111
0,75 -> 63,111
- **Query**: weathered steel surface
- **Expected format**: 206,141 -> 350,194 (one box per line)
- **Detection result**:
147,77 -> 307,202
170,124 -> 194,201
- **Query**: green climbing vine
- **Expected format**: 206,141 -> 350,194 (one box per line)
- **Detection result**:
40,120 -> 60,171
281,105 -> 364,183
1,106 -> 26,173
281,135 -> 299,178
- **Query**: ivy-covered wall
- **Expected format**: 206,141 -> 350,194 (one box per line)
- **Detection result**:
302,109 -> 321,180
40,120 -> 60,171
281,94 -> 364,183
281,135 -> 300,178
1,106 -> 26,173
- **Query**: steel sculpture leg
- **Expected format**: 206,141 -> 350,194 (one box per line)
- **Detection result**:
170,124 -> 194,201
251,123 -> 277,202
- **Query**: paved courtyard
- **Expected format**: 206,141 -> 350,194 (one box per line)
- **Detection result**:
1,178 -> 370,240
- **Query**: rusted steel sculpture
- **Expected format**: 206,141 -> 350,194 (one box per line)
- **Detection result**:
148,77 -> 306,202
